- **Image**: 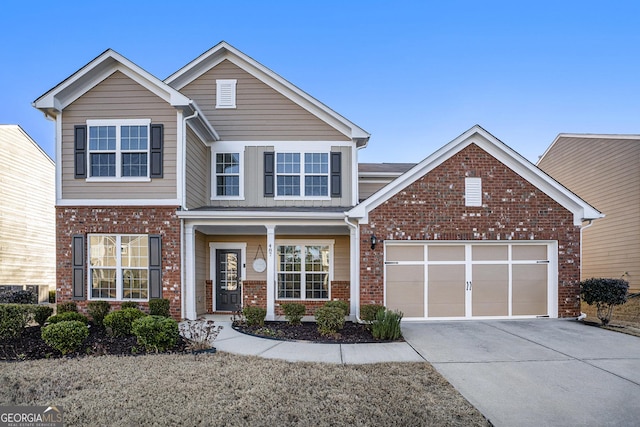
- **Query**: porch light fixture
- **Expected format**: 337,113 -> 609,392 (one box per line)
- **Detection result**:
371,235 -> 377,250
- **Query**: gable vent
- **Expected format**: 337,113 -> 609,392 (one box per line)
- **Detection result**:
216,79 -> 237,108
465,177 -> 482,207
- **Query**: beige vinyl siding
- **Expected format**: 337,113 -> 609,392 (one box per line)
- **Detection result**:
209,144 -> 352,207
195,231 -> 208,314
185,126 -> 209,208
61,71 -> 178,200
0,126 -> 55,287
538,137 -> 640,291
181,60 -> 349,141
359,179 -> 394,201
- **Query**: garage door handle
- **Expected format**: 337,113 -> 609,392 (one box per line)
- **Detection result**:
466,281 -> 472,290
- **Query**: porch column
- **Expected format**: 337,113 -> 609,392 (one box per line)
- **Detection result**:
349,223 -> 359,320
265,224 -> 276,321
184,223 -> 197,320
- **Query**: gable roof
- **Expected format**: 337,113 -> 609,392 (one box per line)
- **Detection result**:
538,132 -> 640,165
348,125 -> 603,226
165,41 -> 370,147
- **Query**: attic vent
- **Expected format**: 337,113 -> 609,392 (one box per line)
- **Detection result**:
216,79 -> 237,108
465,177 -> 482,207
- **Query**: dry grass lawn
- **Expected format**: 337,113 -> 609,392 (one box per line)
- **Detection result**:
0,352 -> 489,427
581,295 -> 640,336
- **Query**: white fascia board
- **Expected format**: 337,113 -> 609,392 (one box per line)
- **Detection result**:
177,209 -> 346,220
57,199 -> 181,206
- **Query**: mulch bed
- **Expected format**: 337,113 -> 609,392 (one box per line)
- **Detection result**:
233,321 -> 403,343
0,325 -> 188,361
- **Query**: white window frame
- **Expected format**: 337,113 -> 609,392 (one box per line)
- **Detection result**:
216,79 -> 237,108
465,177 -> 482,207
86,119 -> 151,182
211,150 -> 245,200
275,151 -> 330,200
87,234 -> 150,302
276,239 -> 334,300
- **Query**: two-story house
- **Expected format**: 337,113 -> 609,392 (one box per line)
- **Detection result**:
34,42 -> 601,321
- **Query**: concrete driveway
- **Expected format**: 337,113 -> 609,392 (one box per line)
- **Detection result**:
402,320 -> 640,427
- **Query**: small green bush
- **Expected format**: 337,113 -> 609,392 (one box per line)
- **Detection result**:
360,304 -> 385,322
49,290 -> 56,304
41,321 -> 89,355
243,306 -> 267,326
33,305 -> 54,327
581,278 -> 629,326
0,304 -> 32,339
103,308 -> 148,337
120,301 -> 139,310
47,311 -> 88,324
0,289 -> 37,304
132,315 -> 179,352
324,300 -> 349,316
281,303 -> 306,325
315,306 -> 345,336
56,301 -> 78,314
371,309 -> 403,340
149,298 -> 170,317
87,301 -> 111,326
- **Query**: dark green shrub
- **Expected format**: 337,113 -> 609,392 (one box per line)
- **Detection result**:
0,304 -> 32,339
49,290 -> 56,303
149,298 -> 170,317
360,304 -> 385,322
41,321 -> 89,355
324,300 -> 349,316
581,278 -> 629,326
56,301 -> 78,314
281,303 -> 306,325
0,289 -> 37,304
33,305 -> 54,327
47,311 -> 88,324
314,306 -> 345,336
120,301 -> 139,310
243,306 -> 266,326
131,315 -> 179,352
371,309 -> 403,340
87,301 -> 111,326
103,308 -> 147,337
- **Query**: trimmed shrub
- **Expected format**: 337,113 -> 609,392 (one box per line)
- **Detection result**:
149,298 -> 170,317
132,315 -> 179,352
281,303 -> 306,325
41,321 -> 89,355
33,305 -> 54,327
0,304 -> 32,339
49,290 -> 56,304
47,311 -> 88,324
0,289 -> 37,304
87,301 -> 111,326
360,304 -> 385,322
103,308 -> 148,337
371,309 -> 403,340
315,306 -> 345,336
120,301 -> 139,310
325,300 -> 349,316
581,278 -> 629,326
56,301 -> 78,314
243,306 -> 266,326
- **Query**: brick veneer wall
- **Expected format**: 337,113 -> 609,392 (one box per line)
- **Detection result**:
360,144 -> 582,318
56,206 -> 182,319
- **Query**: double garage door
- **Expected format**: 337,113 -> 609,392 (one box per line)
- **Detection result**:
385,242 -> 557,319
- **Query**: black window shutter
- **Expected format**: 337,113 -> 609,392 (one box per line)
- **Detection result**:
149,235 -> 162,299
330,152 -> 342,197
264,151 -> 275,197
150,124 -> 164,178
71,234 -> 86,300
74,125 -> 87,178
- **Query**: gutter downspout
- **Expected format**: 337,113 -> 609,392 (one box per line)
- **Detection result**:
344,216 -> 361,322
577,219 -> 595,320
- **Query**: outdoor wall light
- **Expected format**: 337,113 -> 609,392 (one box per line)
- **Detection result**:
371,235 -> 377,250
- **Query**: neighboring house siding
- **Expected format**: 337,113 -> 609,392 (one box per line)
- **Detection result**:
538,137 -> 640,292
0,126 -> 55,289
61,71 -> 178,200
359,144 -> 582,317
180,59 -> 349,141
185,126 -> 209,209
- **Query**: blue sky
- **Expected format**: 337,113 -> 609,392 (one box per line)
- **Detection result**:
2,1 -> 639,164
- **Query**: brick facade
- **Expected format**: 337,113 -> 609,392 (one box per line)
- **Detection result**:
56,206 -> 182,319
360,144 -> 582,318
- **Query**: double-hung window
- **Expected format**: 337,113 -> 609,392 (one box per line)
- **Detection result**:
276,152 -> 328,197
277,241 -> 332,300
214,152 -> 243,198
88,234 -> 149,300
87,119 -> 150,180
